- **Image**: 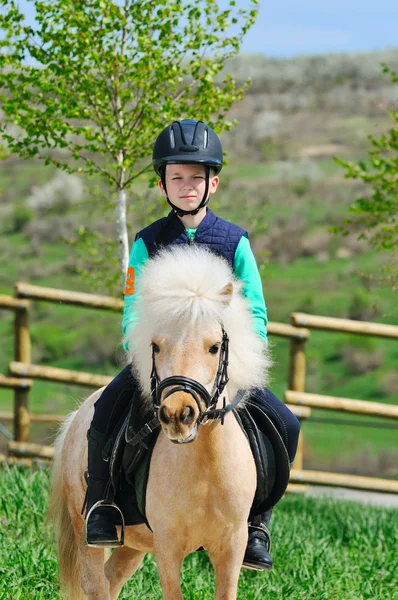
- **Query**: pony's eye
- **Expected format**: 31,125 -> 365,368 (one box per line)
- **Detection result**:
209,345 -> 219,355
152,342 -> 160,353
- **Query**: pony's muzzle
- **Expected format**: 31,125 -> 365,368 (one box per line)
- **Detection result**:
158,391 -> 201,442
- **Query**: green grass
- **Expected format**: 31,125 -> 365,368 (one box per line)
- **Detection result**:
0,466 -> 396,599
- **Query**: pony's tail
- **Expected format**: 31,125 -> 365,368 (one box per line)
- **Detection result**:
47,411 -> 85,600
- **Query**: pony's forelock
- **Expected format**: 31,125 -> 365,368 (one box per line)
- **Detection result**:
126,246 -> 271,398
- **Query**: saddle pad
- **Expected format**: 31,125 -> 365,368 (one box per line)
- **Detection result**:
114,437 -> 158,527
115,403 -> 290,525
108,390 -> 158,527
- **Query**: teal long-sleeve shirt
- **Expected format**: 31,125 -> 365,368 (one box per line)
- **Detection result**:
122,230 -> 268,349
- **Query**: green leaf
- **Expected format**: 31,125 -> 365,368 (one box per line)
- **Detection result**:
0,0 -> 257,281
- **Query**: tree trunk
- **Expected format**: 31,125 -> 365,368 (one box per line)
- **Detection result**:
116,187 -> 129,283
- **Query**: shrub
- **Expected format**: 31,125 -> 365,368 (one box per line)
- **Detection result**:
296,293 -> 315,313
290,179 -> 311,197
10,202 -> 34,233
23,215 -> 78,245
26,172 -> 83,214
348,288 -> 381,321
300,228 -> 330,258
379,372 -> 398,396
260,136 -> 288,162
341,345 -> 384,375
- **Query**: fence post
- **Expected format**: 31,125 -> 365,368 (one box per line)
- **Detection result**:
288,338 -> 307,470
13,298 -> 31,442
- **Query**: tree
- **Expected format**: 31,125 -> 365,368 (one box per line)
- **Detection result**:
0,0 -> 258,283
334,65 -> 398,263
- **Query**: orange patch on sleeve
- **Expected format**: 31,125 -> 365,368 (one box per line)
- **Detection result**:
124,266 -> 135,296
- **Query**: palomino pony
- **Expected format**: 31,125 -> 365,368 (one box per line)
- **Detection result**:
48,246 -> 271,600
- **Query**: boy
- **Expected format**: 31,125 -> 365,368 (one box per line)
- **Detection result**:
86,120 -> 300,571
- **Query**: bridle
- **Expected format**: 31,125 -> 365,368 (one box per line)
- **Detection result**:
151,328 -> 245,425
126,327 -> 245,448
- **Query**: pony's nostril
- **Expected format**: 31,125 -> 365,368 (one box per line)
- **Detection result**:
180,405 -> 195,425
159,405 -> 170,424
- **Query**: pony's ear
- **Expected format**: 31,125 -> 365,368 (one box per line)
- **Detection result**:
219,282 -> 233,305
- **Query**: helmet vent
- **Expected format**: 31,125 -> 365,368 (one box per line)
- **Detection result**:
204,129 -> 208,148
179,144 -> 199,153
170,129 -> 175,149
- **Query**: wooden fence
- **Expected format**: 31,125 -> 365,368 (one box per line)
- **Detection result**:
0,283 -> 397,495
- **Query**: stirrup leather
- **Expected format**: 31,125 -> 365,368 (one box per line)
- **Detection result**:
84,500 -> 125,548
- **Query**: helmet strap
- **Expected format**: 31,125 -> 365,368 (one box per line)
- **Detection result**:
161,165 -> 211,218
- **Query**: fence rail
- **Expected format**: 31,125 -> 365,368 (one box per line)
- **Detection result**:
285,391 -> 398,420
9,362 -> 113,389
15,282 -> 124,311
291,312 -> 398,339
1,286 -> 397,495
0,375 -> 33,389
290,469 -> 398,494
0,411 -> 64,423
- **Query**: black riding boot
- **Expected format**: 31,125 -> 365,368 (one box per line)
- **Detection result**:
85,427 -> 120,547
243,509 -> 273,571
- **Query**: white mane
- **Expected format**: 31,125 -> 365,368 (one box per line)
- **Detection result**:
125,246 -> 271,399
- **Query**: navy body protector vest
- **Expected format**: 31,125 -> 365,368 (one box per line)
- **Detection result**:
135,208 -> 247,269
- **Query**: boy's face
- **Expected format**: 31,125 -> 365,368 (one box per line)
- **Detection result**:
158,163 -> 219,213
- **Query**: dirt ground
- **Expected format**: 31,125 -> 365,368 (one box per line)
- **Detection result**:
307,485 -> 398,508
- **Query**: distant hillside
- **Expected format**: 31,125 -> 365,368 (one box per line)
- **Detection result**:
0,50 -> 397,474
221,50 -> 398,161
224,49 -> 398,92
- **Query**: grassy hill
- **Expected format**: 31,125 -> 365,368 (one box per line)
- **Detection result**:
0,50 -> 397,474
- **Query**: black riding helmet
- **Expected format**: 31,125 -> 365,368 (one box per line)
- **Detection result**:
152,119 -> 223,217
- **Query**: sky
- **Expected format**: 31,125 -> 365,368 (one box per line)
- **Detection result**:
238,0 -> 398,57
16,0 -> 398,58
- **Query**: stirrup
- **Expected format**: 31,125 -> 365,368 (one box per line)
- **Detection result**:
84,500 -> 125,548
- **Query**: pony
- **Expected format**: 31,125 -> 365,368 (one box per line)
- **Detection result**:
48,246 -> 271,600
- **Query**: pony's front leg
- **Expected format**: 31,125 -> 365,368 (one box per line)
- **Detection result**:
154,539 -> 184,600
209,525 -> 248,600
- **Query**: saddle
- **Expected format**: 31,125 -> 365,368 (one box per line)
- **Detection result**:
107,392 -> 290,526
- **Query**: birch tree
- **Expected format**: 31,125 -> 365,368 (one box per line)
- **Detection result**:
334,65 -> 398,255
0,0 -> 258,282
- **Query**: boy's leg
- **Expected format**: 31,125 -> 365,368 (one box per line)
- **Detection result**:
254,388 -> 301,465
243,388 -> 300,571
86,426 -> 120,546
243,509 -> 273,571
91,364 -> 138,436
86,364 -> 138,546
